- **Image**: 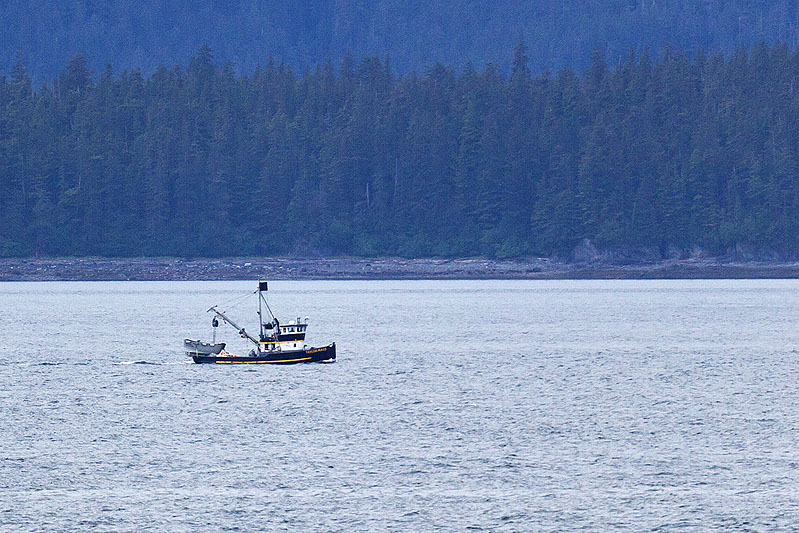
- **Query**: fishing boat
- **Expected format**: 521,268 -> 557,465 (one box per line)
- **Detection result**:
185,281 -> 336,364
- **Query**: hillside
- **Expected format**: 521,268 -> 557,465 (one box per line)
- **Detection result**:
2,44 -> 799,259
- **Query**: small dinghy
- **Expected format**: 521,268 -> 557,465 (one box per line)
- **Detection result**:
185,281 -> 336,365
183,339 -> 226,355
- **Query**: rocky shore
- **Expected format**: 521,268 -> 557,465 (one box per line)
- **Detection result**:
3,256 -> 799,281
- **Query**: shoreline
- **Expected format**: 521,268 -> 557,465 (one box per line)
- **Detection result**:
3,257 -> 799,281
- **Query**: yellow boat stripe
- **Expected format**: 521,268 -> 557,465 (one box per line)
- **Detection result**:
215,357 -> 312,364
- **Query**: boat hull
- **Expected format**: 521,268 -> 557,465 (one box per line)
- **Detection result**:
191,343 -> 336,364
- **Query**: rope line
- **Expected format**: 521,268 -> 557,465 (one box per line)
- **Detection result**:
214,289 -> 257,313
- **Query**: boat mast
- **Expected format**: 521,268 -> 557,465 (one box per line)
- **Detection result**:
258,281 -> 264,339
207,306 -> 259,347
258,280 -> 276,327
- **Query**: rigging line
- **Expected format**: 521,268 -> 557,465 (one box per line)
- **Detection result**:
214,289 -> 257,312
262,292 -> 276,322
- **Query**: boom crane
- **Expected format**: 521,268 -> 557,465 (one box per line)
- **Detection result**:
207,306 -> 260,347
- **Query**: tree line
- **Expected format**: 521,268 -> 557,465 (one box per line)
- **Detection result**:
2,43 -> 799,258
6,1 -> 799,81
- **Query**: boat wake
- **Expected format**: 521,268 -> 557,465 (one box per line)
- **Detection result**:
114,360 -> 192,365
1,360 -> 188,367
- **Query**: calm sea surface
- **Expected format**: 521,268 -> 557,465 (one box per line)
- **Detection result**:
1,280 -> 799,531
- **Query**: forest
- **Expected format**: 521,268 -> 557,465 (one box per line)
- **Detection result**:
2,43 -> 799,258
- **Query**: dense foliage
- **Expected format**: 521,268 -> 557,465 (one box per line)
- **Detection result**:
4,1 -> 799,80
2,43 -> 799,258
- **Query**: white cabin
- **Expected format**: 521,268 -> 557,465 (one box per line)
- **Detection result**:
260,318 -> 309,352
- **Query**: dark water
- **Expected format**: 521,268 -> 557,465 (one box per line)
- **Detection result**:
2,280 -> 799,531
